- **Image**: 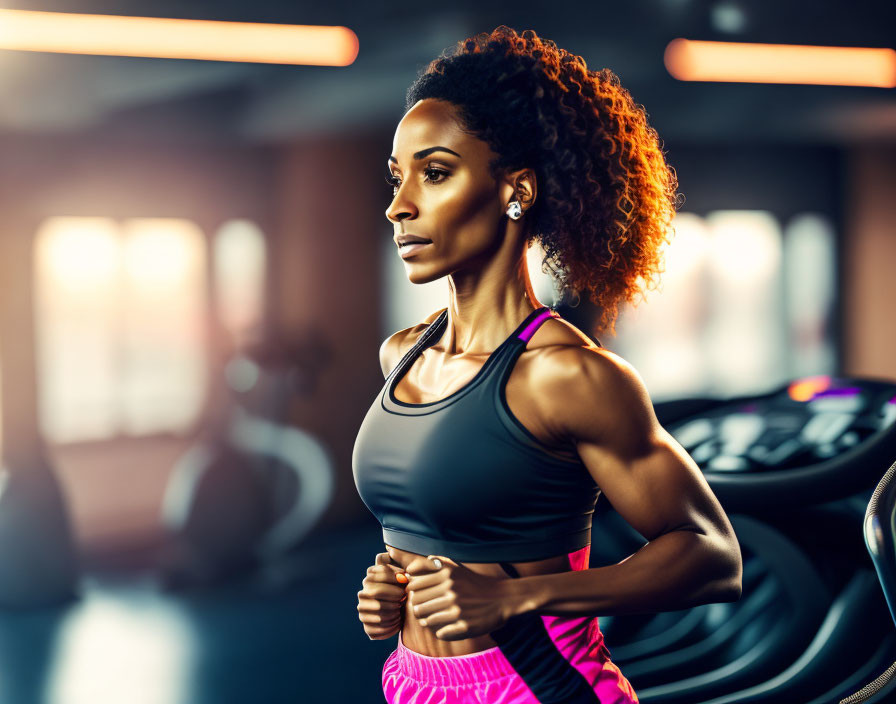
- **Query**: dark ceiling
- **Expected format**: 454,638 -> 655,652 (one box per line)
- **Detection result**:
0,0 -> 893,144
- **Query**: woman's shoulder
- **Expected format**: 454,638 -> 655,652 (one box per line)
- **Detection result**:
530,315 -> 600,351
399,307 -> 447,349
526,318 -> 654,443
529,317 -> 637,390
378,308 -> 447,378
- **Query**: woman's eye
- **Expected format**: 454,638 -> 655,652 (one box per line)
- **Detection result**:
423,167 -> 448,183
385,167 -> 448,196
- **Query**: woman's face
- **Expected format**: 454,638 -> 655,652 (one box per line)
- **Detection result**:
386,98 -> 516,283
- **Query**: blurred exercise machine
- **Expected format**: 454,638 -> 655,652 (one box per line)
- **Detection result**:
158,335 -> 334,588
838,460 -> 896,703
0,450 -> 79,606
592,375 -> 896,704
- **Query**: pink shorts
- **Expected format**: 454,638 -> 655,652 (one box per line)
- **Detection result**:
381,547 -> 639,704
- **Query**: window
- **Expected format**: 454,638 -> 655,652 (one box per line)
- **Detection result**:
213,219 -> 267,349
35,217 -> 208,443
608,210 -> 837,400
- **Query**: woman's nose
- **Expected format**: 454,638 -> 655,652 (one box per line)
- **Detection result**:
386,189 -> 418,223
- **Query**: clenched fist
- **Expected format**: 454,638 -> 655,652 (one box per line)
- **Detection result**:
357,552 -> 408,640
404,554 -> 516,641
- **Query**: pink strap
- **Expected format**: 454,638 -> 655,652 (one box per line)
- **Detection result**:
517,308 -> 554,344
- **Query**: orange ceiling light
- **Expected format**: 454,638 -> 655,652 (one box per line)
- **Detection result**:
0,9 -> 358,65
665,38 -> 896,88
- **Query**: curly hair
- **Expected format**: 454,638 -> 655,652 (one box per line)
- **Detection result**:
405,26 -> 683,336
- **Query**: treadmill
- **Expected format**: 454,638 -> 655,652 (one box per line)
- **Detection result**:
590,375 -> 896,704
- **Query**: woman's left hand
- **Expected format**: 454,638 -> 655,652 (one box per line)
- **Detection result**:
404,555 -> 517,641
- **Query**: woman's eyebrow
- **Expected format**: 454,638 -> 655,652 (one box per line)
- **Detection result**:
389,146 -> 461,164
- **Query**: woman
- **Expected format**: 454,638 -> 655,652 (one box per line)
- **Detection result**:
353,26 -> 742,704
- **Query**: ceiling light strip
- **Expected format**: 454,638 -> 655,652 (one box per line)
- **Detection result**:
0,9 -> 358,66
665,39 -> 896,88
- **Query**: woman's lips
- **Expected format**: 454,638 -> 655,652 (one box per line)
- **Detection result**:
398,242 -> 431,258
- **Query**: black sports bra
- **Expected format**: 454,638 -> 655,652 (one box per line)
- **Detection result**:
352,306 -> 601,563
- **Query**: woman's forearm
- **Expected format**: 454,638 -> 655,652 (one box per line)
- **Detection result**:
506,528 -> 742,619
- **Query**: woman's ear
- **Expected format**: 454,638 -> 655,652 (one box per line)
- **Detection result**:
505,167 -> 537,210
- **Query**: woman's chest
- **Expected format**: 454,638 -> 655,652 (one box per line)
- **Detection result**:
392,346 -> 576,460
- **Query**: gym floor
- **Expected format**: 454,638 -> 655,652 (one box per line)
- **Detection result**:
0,518 -> 394,704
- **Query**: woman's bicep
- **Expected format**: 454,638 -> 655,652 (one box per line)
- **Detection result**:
576,430 -> 733,544
541,347 -> 734,544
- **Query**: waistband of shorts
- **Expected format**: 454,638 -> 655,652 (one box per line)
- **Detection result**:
396,630 -> 517,684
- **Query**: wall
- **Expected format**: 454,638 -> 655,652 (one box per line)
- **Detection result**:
843,145 -> 896,380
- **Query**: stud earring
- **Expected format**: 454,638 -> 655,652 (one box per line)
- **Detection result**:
506,200 -> 523,220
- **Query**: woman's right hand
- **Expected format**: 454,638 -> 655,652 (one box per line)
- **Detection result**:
358,551 -> 408,640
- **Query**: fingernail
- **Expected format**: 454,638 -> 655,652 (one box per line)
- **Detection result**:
396,572 -> 409,584
431,558 -> 442,570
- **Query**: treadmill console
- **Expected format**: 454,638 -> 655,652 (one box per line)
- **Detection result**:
667,376 -> 896,473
